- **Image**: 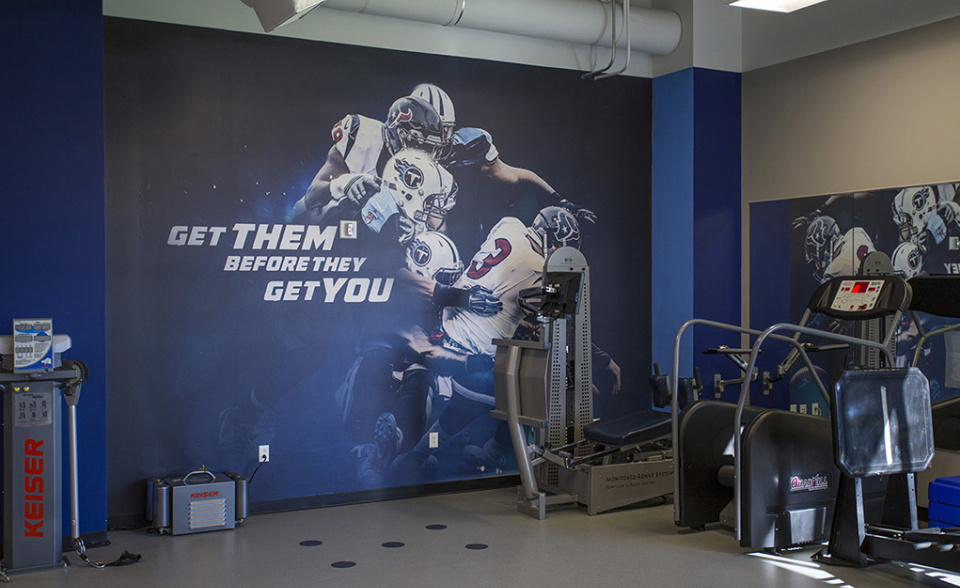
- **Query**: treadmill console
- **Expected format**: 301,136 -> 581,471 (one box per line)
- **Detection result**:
830,279 -> 884,313
808,275 -> 911,320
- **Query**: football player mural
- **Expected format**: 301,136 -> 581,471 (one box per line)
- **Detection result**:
105,19 -> 649,516
786,182 -> 960,406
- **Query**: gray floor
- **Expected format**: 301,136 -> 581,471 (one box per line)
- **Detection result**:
8,487 -> 960,588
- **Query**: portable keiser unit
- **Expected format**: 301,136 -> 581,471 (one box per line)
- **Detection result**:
147,470 -> 248,535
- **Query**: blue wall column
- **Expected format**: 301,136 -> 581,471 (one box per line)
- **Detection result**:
652,68 -> 741,398
0,0 -> 107,536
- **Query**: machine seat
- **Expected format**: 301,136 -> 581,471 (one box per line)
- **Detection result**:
583,409 -> 672,447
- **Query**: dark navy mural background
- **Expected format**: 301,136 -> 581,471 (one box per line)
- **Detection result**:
104,18 -> 652,523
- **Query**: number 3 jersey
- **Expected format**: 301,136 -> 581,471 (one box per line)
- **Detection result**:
440,217 -> 544,356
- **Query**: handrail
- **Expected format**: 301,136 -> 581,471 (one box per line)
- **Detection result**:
732,322 -> 896,542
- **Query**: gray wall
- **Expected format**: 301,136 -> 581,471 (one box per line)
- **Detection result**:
740,15 -> 960,325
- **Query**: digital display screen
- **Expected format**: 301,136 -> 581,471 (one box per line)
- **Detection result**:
831,279 -> 884,313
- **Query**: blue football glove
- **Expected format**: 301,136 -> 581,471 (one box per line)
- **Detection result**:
466,285 -> 503,317
559,198 -> 597,224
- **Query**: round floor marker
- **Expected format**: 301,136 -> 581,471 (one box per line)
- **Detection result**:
465,543 -> 488,550
299,540 -> 323,547
331,561 -> 356,569
425,524 -> 447,530
382,541 -> 405,548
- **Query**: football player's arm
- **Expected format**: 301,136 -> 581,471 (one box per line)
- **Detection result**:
422,346 -> 492,377
591,343 -> 620,395
483,159 -> 596,223
482,158 -> 556,194
292,144 -> 349,217
433,282 -> 502,316
397,268 -> 437,300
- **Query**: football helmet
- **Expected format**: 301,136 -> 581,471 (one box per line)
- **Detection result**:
804,215 -> 841,281
410,83 -> 456,149
406,231 -> 463,286
532,206 -> 581,253
383,149 -> 457,230
382,95 -> 447,159
892,186 -> 937,248
891,241 -> 924,280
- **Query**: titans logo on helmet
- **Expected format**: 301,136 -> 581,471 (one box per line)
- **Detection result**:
907,247 -> 922,270
410,239 -> 432,267
912,187 -> 930,210
393,157 -> 425,190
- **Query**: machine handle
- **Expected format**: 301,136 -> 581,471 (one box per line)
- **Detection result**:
183,469 -> 217,484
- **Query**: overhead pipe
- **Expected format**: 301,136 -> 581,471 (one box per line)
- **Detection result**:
317,0 -> 682,56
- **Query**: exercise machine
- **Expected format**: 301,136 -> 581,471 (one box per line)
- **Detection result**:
671,276 -> 904,550
0,319 -> 136,576
814,274 -> 960,571
0,320 -> 87,574
492,247 -> 675,519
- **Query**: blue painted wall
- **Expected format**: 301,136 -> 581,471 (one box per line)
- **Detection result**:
0,0 -> 107,534
652,68 -> 742,398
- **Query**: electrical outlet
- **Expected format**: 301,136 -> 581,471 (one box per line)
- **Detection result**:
259,444 -> 270,462
428,432 -> 439,449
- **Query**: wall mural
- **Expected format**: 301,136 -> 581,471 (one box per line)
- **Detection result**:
777,182 -> 960,412
104,18 -> 653,522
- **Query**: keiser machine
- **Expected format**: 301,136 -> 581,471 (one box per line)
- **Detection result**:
0,320 -> 87,574
146,469 -> 248,535
0,319 -> 139,577
492,248 -> 674,519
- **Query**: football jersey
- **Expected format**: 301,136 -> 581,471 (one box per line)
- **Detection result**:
823,227 -> 875,281
332,114 -> 385,175
441,217 -> 543,356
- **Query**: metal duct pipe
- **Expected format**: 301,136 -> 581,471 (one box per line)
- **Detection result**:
318,0 -> 682,56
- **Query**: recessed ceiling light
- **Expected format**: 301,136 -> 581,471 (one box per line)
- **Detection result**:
727,0 -> 829,13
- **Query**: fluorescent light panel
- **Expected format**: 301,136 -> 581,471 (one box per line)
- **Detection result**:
728,0 -> 828,13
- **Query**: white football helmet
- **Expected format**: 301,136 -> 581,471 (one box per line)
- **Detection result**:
410,83 -> 455,148
891,241 -> 924,280
892,186 -> 938,249
804,215 -> 841,281
406,231 -> 463,286
382,149 -> 458,230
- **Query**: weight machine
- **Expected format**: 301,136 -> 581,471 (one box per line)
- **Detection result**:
492,247 -> 674,519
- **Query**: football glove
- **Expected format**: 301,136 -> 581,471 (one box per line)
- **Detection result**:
330,173 -> 381,207
465,285 -> 502,317
558,198 -> 597,224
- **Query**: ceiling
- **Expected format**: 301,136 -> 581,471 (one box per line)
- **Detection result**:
102,0 -> 960,77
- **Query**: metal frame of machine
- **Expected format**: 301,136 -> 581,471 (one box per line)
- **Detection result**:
492,247 -> 672,519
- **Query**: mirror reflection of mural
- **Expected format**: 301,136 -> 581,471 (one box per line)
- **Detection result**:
788,182 -> 960,406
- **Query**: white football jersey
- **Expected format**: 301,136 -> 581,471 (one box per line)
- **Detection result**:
441,217 -> 544,356
823,227 -> 875,281
331,114 -> 385,175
